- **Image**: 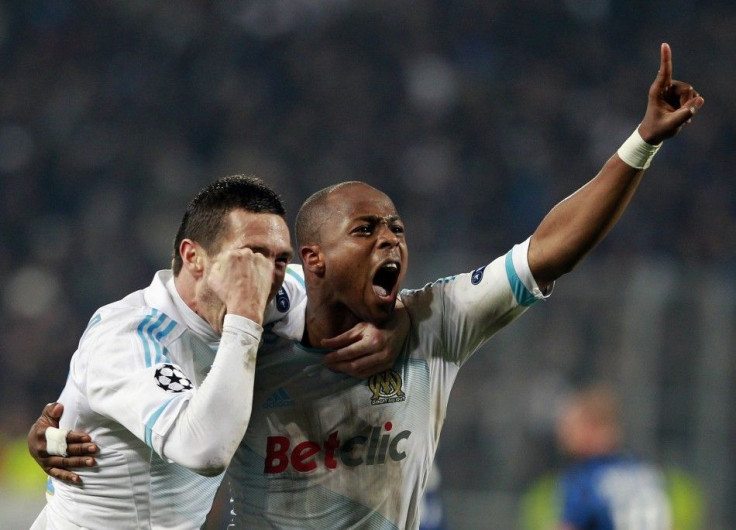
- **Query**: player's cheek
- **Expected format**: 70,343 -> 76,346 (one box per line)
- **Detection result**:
270,268 -> 286,300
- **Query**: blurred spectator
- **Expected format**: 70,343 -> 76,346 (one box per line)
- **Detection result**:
519,383 -> 704,530
419,465 -> 447,530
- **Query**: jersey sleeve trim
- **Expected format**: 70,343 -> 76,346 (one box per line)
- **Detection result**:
145,397 -> 177,448
505,238 -> 550,306
286,265 -> 305,288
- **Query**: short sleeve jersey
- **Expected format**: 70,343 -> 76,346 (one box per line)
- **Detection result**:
226,240 -> 546,529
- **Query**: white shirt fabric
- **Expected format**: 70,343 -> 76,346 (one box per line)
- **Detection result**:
226,239 -> 547,529
33,266 -> 306,530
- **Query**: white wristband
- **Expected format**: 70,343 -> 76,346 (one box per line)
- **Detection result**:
617,128 -> 662,170
45,426 -> 70,457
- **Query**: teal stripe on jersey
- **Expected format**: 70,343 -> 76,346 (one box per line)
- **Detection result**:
145,397 -> 176,448
147,313 -> 168,365
505,251 -> 536,306
137,309 -> 177,367
286,266 -> 305,287
156,319 -> 177,341
137,310 -> 158,367
155,319 -> 177,364
80,313 -> 102,343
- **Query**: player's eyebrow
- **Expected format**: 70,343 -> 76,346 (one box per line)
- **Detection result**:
247,245 -> 294,260
355,214 -> 402,224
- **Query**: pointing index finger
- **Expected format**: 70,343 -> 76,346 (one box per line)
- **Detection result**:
656,42 -> 673,90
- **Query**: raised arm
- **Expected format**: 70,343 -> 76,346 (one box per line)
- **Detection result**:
528,43 -> 704,289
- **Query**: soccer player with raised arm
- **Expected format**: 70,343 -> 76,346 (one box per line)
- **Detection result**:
224,43 -> 703,529
30,44 -> 703,529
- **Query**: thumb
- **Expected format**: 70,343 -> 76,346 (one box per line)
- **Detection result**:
687,95 -> 705,116
673,95 -> 704,124
43,402 -> 64,422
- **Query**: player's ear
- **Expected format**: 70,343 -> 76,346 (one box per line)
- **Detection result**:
180,239 -> 205,276
300,245 -> 325,275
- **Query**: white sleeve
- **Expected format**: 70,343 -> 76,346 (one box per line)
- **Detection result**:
158,314 -> 261,474
86,313 -> 262,476
404,238 -> 547,367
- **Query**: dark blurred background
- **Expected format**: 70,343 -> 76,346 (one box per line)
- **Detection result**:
0,0 -> 733,527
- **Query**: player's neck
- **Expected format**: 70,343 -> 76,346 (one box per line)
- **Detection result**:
302,300 -> 359,349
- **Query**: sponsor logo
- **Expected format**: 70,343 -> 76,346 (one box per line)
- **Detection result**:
471,265 -> 486,285
264,422 -> 410,473
368,369 -> 406,405
264,387 -> 294,409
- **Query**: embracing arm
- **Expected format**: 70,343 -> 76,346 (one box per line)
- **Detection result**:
27,321 -> 262,482
272,264 -> 409,378
528,43 -> 704,290
321,301 -> 409,378
27,403 -> 98,484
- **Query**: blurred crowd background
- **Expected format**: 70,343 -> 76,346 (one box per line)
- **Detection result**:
1,0 -> 734,527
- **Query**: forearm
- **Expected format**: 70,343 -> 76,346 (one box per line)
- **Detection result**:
162,314 -> 261,476
528,42 -> 704,289
528,153 -> 644,287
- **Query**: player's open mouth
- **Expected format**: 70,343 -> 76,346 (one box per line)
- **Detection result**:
372,261 -> 400,300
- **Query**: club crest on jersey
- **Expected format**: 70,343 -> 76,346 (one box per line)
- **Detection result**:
368,369 -> 406,406
276,288 -> 290,313
471,265 -> 486,285
154,363 -> 193,393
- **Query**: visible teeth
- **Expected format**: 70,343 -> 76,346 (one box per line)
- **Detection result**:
383,263 -> 398,270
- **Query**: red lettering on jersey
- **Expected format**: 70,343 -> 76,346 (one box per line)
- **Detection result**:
324,431 -> 340,469
264,436 -> 290,473
291,441 -> 320,472
264,426 -> 410,474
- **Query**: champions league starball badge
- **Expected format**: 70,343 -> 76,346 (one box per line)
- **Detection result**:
276,287 -> 290,313
471,265 -> 486,285
154,364 -> 193,393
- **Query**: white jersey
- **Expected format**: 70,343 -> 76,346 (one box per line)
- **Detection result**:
35,267 -> 306,530
226,239 -> 547,529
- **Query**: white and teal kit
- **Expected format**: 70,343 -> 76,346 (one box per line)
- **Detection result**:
33,268 -> 306,530
226,238 -> 547,529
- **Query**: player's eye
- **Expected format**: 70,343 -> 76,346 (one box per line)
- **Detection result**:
353,225 -> 373,235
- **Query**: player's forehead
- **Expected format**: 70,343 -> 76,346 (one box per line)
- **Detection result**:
328,183 -> 400,221
223,209 -> 292,251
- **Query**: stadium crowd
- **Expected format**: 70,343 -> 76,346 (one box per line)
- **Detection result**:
0,0 -> 732,527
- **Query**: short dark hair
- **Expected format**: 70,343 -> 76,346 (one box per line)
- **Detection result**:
295,181 -> 365,248
171,175 -> 286,275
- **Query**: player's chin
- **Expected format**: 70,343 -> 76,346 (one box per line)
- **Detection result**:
368,297 -> 397,323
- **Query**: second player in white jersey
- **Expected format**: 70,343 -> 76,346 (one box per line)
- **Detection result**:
226,240 -> 546,529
